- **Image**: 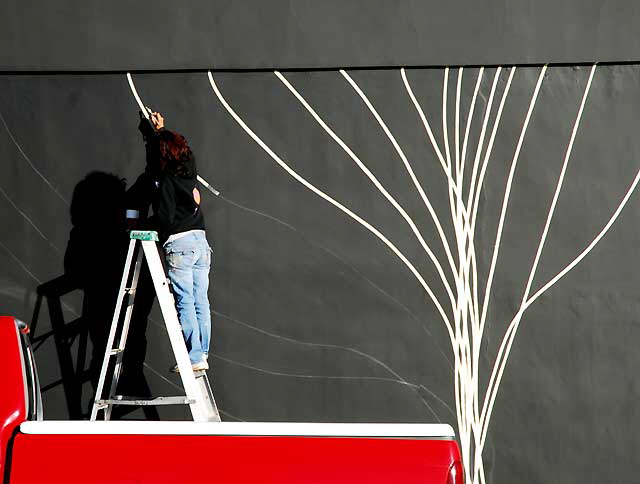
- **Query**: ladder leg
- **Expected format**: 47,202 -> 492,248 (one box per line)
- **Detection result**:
198,373 -> 221,422
142,240 -> 208,422
90,238 -> 137,421
104,244 -> 144,420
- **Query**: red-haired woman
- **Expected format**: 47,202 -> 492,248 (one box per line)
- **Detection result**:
143,112 -> 212,372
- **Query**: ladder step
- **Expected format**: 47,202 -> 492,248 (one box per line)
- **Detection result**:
96,396 -> 195,406
109,348 -> 124,355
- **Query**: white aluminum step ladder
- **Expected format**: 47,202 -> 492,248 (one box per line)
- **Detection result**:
90,230 -> 220,422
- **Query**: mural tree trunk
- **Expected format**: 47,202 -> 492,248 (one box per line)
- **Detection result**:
129,63 -> 640,483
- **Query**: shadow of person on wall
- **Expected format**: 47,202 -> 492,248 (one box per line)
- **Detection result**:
63,171 -> 158,419
64,171 -> 129,391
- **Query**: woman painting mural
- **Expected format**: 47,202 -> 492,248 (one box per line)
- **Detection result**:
139,111 -> 213,372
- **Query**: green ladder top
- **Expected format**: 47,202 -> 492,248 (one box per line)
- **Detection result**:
129,230 -> 159,242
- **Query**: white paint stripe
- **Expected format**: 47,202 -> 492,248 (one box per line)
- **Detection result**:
401,68 -> 467,218
276,70 -> 456,309
214,309 -> 454,416
215,195 -> 450,362
127,73 -> 149,119
478,66 -> 548,440
207,72 -> 455,342
400,70 -> 448,175
481,65 -> 595,452
212,352 -> 441,420
0,240 -> 42,284
522,64 -> 597,302
478,66 -> 545,339
442,68 -> 452,172
460,68 -> 484,189
126,73 -> 220,197
21,421 -> 455,437
470,67 -> 517,233
0,185 -> 61,253
0,110 -> 69,206
340,70 -> 457,279
455,68 -> 463,180
527,164 -> 640,307
466,68 -> 502,219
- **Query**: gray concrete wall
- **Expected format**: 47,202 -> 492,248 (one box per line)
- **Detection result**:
2,0 -> 640,70
2,65 -> 640,483
2,2 -> 640,483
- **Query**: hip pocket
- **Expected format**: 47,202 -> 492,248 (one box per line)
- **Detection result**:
165,249 -> 197,269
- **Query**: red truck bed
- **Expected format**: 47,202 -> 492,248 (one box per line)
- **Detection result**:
1,316 -> 462,483
10,422 -> 459,483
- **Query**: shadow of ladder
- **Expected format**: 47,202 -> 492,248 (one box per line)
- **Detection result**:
30,274 -> 159,420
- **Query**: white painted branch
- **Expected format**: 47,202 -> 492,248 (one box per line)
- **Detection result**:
455,68 -> 463,182
340,70 -> 458,279
460,68 -> 485,193
478,66 -> 547,339
480,65 -> 596,452
521,64 -> 597,303
274,70 -> 457,310
443,68 -> 453,173
527,163 -> 640,308
470,67 -> 517,235
400,69 -> 460,194
466,68 -> 502,217
207,71 -> 455,340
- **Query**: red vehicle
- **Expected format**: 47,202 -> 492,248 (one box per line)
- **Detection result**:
0,316 -> 462,483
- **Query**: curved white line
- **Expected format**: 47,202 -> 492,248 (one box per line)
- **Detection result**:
214,309 -> 454,418
478,66 -> 546,338
0,110 -> 69,206
275,70 -> 455,309
400,68 -> 468,220
126,73 -> 220,197
466,68 -> 502,218
470,67 -> 517,235
481,64 -> 596,452
527,163 -> 640,307
127,73 -> 149,119
522,64 -> 597,302
455,68 -> 463,180
0,240 -> 42,284
442,68 -> 453,172
400,70 -> 448,176
460,68 -> 485,188
207,71 -> 455,342
0,185 -> 61,253
339,69 -> 457,279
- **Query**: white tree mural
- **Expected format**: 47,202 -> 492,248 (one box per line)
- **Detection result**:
204,64 -> 640,483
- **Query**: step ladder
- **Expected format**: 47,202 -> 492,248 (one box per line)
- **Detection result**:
90,230 -> 221,422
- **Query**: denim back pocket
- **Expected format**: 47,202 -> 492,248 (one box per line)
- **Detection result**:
165,249 -> 197,269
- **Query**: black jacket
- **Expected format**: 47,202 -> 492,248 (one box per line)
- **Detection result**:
129,118 -> 205,241
153,164 -> 205,241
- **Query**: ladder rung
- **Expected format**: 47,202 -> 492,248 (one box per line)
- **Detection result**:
124,287 -> 136,295
109,348 -> 124,355
97,396 -> 195,406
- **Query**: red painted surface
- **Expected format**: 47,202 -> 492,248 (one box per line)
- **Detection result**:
0,316 -> 27,480
1,314 -> 462,483
9,433 -> 460,483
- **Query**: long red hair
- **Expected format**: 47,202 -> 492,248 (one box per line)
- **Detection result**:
157,130 -> 195,177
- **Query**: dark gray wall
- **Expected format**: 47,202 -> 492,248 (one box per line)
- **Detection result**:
3,2 -> 640,483
2,65 -> 640,483
2,0 -> 640,70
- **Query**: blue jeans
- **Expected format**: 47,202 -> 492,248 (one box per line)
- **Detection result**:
163,231 -> 212,364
